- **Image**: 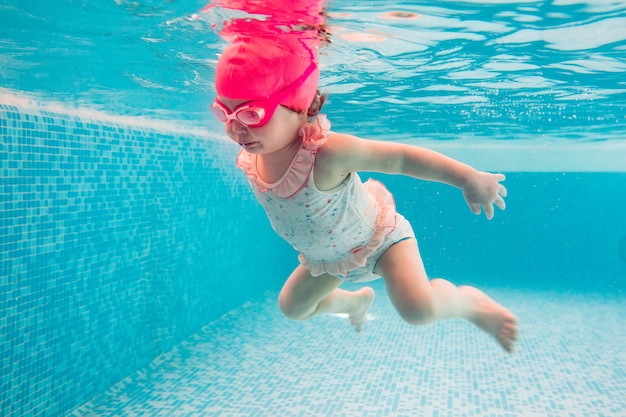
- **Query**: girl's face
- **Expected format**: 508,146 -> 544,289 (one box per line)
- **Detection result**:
218,97 -> 305,155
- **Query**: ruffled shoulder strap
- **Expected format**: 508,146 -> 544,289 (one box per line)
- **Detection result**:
236,115 -> 332,198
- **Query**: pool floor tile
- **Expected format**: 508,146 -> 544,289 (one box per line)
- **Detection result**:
70,284 -> 625,417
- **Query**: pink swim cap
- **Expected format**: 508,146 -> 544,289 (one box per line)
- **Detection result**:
215,36 -> 320,111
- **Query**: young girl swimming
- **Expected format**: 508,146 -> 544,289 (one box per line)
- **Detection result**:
212,36 -> 518,353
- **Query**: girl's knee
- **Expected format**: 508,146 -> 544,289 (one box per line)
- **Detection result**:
397,299 -> 435,326
277,291 -> 295,318
278,291 -> 310,321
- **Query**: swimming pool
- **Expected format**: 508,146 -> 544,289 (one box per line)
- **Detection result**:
1,1 -> 625,416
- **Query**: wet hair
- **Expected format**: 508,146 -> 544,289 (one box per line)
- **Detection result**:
307,89 -> 328,120
286,89 -> 328,122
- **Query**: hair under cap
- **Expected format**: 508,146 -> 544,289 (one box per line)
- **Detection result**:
215,36 -> 320,111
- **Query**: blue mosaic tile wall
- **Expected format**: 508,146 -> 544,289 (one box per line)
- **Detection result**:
2,101 -> 625,417
375,171 -> 626,293
0,104 -> 293,417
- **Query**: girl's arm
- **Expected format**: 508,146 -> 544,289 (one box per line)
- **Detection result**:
316,133 -> 507,219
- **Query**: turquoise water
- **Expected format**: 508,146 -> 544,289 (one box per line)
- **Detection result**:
321,1 -> 626,141
1,0 -> 625,416
1,0 -> 625,142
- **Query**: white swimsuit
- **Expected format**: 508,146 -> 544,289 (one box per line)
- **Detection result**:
236,116 -> 414,282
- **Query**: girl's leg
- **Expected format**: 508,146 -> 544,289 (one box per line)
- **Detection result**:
375,238 -> 518,352
278,265 -> 375,332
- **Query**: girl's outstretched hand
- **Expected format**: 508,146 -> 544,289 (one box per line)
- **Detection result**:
462,172 -> 507,220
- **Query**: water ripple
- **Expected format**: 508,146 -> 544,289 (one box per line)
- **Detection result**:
0,0 -> 624,141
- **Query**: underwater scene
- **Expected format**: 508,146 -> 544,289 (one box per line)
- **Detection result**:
1,0 -> 625,416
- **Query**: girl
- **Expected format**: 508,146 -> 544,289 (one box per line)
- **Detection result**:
212,36 -> 517,353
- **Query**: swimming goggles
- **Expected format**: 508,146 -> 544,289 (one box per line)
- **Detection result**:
211,61 -> 317,128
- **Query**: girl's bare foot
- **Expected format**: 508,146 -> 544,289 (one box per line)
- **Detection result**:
349,286 -> 376,332
460,286 -> 518,353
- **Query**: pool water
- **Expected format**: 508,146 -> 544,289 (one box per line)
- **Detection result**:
1,0 -> 625,141
1,0 -> 625,416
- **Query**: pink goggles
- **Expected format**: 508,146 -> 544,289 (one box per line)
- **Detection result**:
211,61 -> 317,128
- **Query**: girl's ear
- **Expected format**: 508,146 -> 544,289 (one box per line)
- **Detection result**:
307,89 -> 328,120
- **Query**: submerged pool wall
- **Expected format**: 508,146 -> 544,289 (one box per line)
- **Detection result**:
377,172 -> 626,292
2,101 -> 626,416
0,103 -> 294,416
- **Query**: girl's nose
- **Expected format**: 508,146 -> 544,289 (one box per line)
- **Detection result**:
226,119 -> 247,134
